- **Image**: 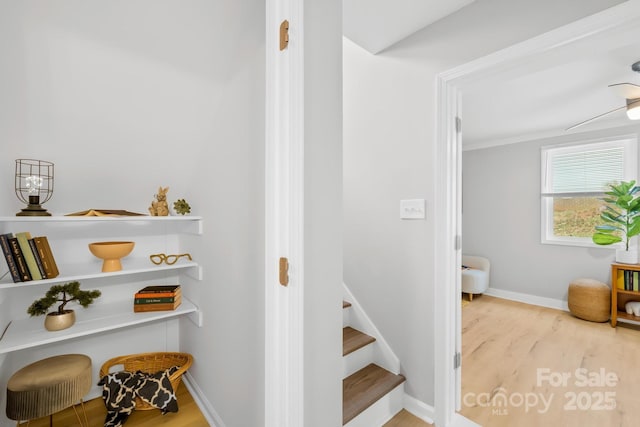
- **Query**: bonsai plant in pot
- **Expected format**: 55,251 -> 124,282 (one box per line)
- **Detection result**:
592,180 -> 640,264
27,281 -> 101,331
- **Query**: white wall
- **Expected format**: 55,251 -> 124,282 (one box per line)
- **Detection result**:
343,0 -> 625,407
462,125 -> 640,302
0,2 -> 265,426
303,0 -> 344,426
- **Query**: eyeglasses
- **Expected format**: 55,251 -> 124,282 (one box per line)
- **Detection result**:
149,253 -> 192,265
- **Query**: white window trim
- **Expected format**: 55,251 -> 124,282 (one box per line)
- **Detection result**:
540,135 -> 638,247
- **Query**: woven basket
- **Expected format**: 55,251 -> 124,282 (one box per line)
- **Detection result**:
99,352 -> 193,411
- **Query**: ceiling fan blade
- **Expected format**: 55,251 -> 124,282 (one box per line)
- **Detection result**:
565,105 -> 627,131
609,83 -> 640,99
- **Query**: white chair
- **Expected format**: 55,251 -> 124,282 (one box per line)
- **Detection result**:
462,255 -> 490,301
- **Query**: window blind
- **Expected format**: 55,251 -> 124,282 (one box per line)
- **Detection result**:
547,146 -> 625,194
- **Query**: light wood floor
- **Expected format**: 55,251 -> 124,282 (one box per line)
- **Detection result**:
383,409 -> 432,426
27,295 -> 640,427
460,294 -> 640,427
386,294 -> 640,426
25,383 -> 209,427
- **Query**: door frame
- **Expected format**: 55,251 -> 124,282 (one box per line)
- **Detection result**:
265,0 -> 305,426
433,2 -> 640,426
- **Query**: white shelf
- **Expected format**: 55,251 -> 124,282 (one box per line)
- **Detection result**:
0,214 -> 204,356
0,215 -> 202,222
0,215 -> 203,235
0,259 -> 201,288
0,298 -> 200,354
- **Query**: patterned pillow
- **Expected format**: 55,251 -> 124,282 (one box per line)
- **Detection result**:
136,366 -> 180,414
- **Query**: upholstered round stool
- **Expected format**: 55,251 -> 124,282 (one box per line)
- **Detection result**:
6,354 -> 92,426
568,278 -> 610,322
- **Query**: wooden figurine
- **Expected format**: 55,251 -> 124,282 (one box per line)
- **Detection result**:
149,186 -> 170,216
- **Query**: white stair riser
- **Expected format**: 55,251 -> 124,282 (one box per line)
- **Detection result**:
343,285 -> 400,373
343,344 -> 375,378
344,383 -> 404,427
343,306 -> 351,327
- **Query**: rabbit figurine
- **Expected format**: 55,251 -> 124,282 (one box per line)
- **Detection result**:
149,186 -> 170,216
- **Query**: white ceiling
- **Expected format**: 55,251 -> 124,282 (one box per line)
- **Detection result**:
343,1 -> 640,150
342,0 -> 476,54
462,36 -> 640,149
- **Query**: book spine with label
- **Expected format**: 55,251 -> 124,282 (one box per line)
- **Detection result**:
134,297 -> 178,304
0,233 -> 21,283
9,237 -> 31,281
33,236 -> 59,279
15,232 -> 42,280
28,238 -> 47,279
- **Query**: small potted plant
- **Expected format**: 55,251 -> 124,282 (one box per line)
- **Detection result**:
27,281 -> 101,331
592,180 -> 640,264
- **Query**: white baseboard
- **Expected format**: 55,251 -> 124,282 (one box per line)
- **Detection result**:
450,413 -> 482,427
403,394 -> 481,427
484,287 -> 568,312
183,371 -> 226,427
403,393 -> 435,425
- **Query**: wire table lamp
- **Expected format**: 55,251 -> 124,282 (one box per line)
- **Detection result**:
15,159 -> 54,216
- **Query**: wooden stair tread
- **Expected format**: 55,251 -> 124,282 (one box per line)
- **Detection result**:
343,363 -> 406,425
343,300 -> 352,308
343,326 -> 376,356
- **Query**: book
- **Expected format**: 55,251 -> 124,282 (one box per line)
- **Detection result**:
135,288 -> 181,299
15,232 -> 43,280
133,297 -> 182,312
28,238 -> 47,279
65,209 -> 146,217
135,291 -> 180,298
8,237 -> 31,281
617,270 -> 624,290
32,236 -> 59,279
625,270 -> 630,290
136,285 -> 181,293
134,297 -> 179,304
0,233 -> 21,283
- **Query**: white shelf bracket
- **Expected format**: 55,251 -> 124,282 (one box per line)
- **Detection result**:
184,219 -> 203,235
187,306 -> 203,327
185,265 -> 203,281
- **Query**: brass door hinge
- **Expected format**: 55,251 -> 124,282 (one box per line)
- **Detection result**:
280,20 -> 289,51
279,257 -> 289,286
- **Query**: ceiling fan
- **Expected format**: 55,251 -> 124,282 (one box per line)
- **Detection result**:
566,60 -> 640,131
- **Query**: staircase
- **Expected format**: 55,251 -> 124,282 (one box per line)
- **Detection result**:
343,299 -> 406,426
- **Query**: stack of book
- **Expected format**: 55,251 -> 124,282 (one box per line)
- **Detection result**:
0,232 -> 59,283
616,269 -> 640,291
133,285 -> 182,312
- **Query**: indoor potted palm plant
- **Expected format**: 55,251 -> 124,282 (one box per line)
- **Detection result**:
27,281 -> 101,331
592,180 -> 640,264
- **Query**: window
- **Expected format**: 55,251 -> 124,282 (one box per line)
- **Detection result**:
541,136 -> 637,247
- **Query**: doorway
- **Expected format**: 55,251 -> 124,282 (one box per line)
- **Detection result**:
434,3 -> 640,425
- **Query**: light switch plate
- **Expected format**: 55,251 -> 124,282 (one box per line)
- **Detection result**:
400,199 -> 426,219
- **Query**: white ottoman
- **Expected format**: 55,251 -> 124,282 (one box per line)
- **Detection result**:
462,255 -> 490,301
